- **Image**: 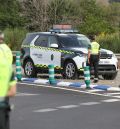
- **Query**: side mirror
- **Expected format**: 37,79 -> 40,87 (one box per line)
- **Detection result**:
50,44 -> 58,48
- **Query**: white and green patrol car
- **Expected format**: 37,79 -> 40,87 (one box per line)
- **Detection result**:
21,32 -> 118,80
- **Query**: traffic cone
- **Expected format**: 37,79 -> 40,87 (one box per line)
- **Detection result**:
48,64 -> 56,85
84,66 -> 91,89
16,51 -> 22,81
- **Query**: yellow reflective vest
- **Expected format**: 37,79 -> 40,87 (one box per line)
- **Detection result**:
0,44 -> 15,97
90,41 -> 100,55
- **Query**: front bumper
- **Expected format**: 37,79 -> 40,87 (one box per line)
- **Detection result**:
91,65 -> 118,75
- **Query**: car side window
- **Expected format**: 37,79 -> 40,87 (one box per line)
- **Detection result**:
22,34 -> 36,45
48,36 -> 58,47
34,35 -> 48,47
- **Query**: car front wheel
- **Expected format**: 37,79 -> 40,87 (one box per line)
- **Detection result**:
63,61 -> 78,79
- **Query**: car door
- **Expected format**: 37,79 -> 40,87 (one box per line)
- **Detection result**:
30,34 -> 49,67
30,34 -> 61,68
47,35 -> 61,67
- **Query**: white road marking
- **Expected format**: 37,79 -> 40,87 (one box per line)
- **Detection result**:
16,92 -> 39,96
18,82 -> 114,98
108,87 -> 120,91
87,89 -> 104,92
80,102 -> 100,106
112,96 -> 120,98
34,108 -> 57,113
57,105 -> 79,109
101,99 -> 120,102
33,100 -> 120,113
57,82 -> 73,87
106,93 -> 120,95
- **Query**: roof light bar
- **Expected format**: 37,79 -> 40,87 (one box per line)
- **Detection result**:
53,24 -> 72,29
49,29 -> 78,33
49,24 -> 78,33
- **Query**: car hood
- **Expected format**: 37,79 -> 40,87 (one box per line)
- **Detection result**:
62,47 -> 88,54
100,48 -> 113,54
62,47 -> 113,54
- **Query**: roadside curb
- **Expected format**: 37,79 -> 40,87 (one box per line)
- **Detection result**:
21,78 -> 120,91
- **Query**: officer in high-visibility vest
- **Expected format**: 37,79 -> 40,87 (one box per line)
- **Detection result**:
0,31 -> 16,129
88,35 -> 100,83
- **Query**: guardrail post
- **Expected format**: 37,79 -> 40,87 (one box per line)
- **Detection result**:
16,51 -> 22,81
48,64 -> 56,85
84,66 -> 91,89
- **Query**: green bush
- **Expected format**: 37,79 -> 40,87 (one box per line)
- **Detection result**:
97,33 -> 120,53
4,28 -> 27,51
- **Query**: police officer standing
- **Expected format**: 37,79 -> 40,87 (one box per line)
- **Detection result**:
0,31 -> 16,129
88,35 -> 100,83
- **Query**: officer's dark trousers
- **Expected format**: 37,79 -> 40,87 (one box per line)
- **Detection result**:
90,55 -> 99,79
0,108 -> 10,129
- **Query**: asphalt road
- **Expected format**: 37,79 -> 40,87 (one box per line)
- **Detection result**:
10,83 -> 120,129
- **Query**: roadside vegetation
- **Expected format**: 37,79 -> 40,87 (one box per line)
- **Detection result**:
4,28 -> 27,50
97,33 -> 120,53
0,0 -> 120,52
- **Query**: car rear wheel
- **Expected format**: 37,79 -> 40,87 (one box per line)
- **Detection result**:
24,59 -> 37,78
63,61 -> 78,79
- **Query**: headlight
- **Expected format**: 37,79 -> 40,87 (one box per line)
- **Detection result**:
76,52 -> 87,58
77,53 -> 84,57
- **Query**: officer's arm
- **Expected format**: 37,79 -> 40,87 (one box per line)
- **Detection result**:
7,72 -> 17,97
88,44 -> 91,64
88,49 -> 91,59
98,45 -> 101,59
7,84 -> 16,97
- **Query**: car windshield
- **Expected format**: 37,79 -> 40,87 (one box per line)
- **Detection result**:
58,35 -> 90,48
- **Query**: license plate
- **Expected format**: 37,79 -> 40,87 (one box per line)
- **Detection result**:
99,61 -> 110,64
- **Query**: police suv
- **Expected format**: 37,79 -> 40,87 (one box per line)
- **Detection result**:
21,27 -> 118,80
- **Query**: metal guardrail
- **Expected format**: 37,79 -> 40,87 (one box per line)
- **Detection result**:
12,51 -> 120,59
